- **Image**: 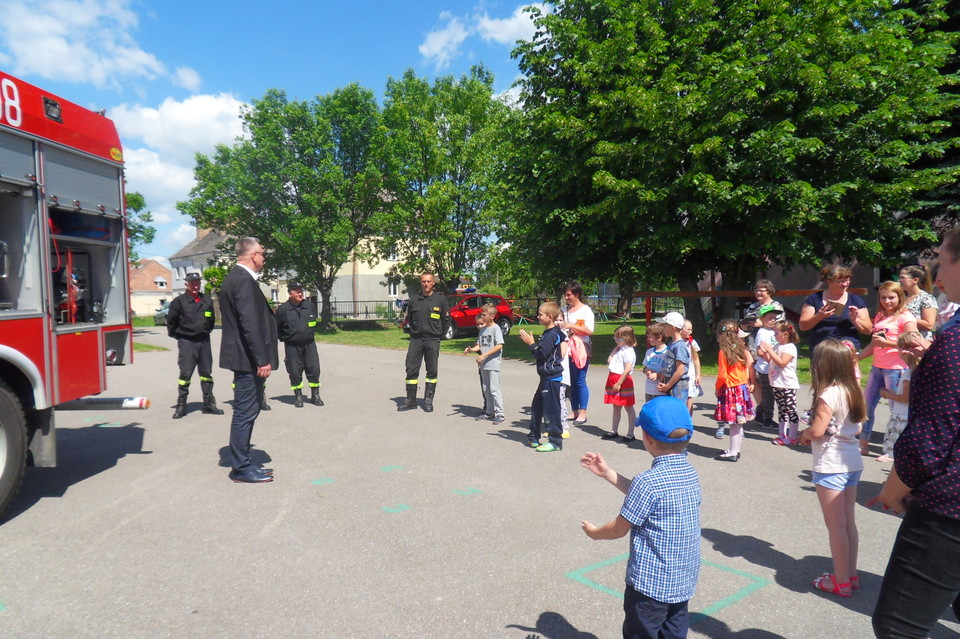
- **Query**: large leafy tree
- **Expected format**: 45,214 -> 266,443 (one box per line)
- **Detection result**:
376,66 -> 510,292
179,85 -> 390,327
506,0 -> 958,338
124,191 -> 155,263
910,0 -> 960,239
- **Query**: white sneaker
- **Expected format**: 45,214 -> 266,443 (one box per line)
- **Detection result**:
715,425 -> 726,439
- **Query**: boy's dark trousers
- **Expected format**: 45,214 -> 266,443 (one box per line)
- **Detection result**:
623,585 -> 689,639
529,378 -> 563,448
756,372 -> 775,424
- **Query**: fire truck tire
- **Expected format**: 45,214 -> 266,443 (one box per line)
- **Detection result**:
0,380 -> 28,520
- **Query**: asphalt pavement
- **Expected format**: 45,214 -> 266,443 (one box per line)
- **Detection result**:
0,326 -> 957,638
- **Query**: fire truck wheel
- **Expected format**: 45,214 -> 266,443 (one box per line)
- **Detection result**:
0,380 -> 28,520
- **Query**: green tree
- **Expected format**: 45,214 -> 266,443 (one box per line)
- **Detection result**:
124,191 -> 156,263
178,85 -> 391,327
909,0 -> 960,240
507,0 -> 958,342
376,66 -> 510,293
202,266 -> 227,294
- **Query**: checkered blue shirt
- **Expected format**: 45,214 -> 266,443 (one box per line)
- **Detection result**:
621,453 -> 701,603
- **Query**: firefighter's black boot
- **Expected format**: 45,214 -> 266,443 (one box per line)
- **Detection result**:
200,380 -> 223,415
398,384 -> 417,411
260,395 -> 271,411
311,387 -> 323,406
202,394 -> 224,415
294,388 -> 304,408
423,382 -> 437,413
172,385 -> 189,419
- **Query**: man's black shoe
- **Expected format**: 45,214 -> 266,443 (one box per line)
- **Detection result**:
230,468 -> 274,483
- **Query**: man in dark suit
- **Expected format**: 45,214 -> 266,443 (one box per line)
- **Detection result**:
219,237 -> 279,483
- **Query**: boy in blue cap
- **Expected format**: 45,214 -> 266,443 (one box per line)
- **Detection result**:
580,396 -> 702,639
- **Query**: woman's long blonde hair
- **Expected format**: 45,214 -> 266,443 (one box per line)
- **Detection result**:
810,339 -> 866,423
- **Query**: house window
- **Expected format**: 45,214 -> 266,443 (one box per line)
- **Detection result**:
388,281 -> 399,297
156,279 -> 167,289
387,246 -> 398,261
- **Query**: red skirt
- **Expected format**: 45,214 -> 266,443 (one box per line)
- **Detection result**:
604,372 -> 635,406
714,384 -> 755,424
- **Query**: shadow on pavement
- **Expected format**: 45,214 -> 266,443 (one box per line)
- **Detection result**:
506,610 -> 600,638
5,423 -> 149,522
701,527 -> 881,617
491,428 -> 532,446
217,446 -> 273,469
692,616 -> 787,639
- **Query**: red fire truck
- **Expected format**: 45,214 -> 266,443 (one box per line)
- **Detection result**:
0,70 -> 133,517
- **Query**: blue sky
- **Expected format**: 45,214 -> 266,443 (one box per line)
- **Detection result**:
0,0 -> 543,258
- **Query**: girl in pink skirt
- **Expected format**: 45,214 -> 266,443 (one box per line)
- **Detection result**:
714,320 -> 756,462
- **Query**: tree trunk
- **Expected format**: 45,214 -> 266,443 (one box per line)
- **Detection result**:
317,284 -> 334,330
720,258 -> 759,322
616,278 -> 635,318
677,274 -> 713,350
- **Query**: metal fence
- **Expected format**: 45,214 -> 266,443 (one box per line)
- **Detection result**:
323,299 -> 404,324
322,296 -> 687,326
510,296 -> 686,325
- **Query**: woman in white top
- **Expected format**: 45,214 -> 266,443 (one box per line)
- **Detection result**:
560,281 -> 594,424
898,264 -> 938,339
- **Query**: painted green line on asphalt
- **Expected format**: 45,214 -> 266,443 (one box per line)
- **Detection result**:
381,504 -> 410,513
380,465 -> 403,473
565,552 -> 630,598
566,554 -> 770,625
97,422 -> 126,428
0,601 -> 5,612
688,559 -> 771,626
453,487 -> 481,496
311,478 -> 335,486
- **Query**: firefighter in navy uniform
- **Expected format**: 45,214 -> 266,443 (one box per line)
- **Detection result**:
399,272 -> 450,412
275,282 -> 323,408
168,272 -> 223,418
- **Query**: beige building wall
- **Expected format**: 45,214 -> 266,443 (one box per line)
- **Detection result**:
129,259 -> 173,318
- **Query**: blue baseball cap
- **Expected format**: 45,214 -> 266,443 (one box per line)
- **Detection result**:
636,396 -> 693,443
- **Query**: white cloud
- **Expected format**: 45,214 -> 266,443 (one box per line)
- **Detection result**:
419,11 -> 470,70
112,94 -> 247,257
420,4 -> 548,70
495,83 -> 524,108
0,0 -> 199,90
110,93 -> 245,166
476,5 -> 543,45
169,222 -> 198,248
173,66 -> 202,92
121,147 -> 195,222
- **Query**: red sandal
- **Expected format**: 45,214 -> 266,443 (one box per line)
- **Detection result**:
850,575 -> 860,590
813,573 -> 852,597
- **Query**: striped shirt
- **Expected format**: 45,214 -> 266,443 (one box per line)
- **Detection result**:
621,453 -> 701,603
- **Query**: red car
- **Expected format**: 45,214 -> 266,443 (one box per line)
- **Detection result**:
446,293 -> 516,339
402,293 -> 515,339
